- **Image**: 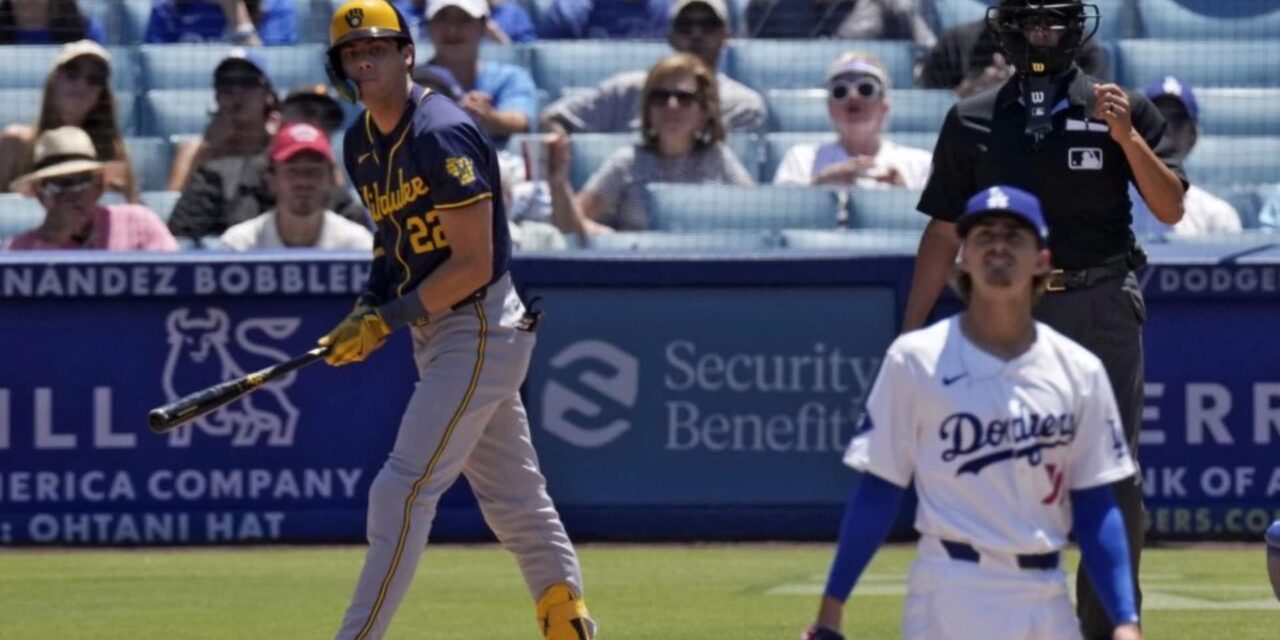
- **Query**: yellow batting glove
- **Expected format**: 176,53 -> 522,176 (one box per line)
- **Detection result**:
318,307 -> 391,367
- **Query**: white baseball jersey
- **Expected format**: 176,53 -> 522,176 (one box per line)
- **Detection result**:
845,316 -> 1136,555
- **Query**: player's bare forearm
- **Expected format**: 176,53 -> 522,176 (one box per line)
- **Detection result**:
902,218 -> 960,332
1121,132 -> 1185,225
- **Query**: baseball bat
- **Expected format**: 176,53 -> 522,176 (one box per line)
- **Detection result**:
147,346 -> 329,434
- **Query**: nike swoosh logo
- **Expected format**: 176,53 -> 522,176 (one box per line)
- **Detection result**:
942,373 -> 968,386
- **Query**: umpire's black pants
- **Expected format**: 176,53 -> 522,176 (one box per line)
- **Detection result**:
1035,271 -> 1146,640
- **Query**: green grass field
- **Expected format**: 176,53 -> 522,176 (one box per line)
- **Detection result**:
1,544 -> 1275,639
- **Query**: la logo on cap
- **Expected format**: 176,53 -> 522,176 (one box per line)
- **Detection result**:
986,187 -> 1010,210
1161,76 -> 1183,96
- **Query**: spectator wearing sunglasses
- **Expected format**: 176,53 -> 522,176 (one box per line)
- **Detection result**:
167,48 -> 280,191
547,53 -> 754,241
540,0 -> 765,135
0,0 -> 106,44
0,40 -> 138,201
5,127 -> 176,251
772,52 -> 931,188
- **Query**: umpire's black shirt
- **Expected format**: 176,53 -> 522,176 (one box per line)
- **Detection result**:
918,66 -> 1189,269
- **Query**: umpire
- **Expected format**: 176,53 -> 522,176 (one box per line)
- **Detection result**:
901,2 -> 1186,638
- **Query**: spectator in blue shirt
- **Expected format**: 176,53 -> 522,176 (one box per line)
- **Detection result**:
488,0 -> 535,43
146,0 -> 296,45
422,0 -> 536,145
538,0 -> 669,40
0,0 -> 105,44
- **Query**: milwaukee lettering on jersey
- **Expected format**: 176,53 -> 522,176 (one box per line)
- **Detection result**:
938,411 -> 1079,475
361,169 -> 429,222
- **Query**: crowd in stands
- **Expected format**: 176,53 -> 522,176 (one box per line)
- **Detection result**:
2,0 -> 1278,252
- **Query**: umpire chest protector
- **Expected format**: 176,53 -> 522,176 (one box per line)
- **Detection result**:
921,68 -> 1187,270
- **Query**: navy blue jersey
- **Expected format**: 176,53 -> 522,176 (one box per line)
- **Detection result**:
344,84 -> 510,305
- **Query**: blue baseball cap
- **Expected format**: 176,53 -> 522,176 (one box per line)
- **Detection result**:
215,47 -> 272,87
957,185 -> 1049,246
1144,75 -> 1199,122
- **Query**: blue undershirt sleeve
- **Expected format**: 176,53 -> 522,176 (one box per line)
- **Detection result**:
823,472 -> 905,603
1071,484 -> 1139,625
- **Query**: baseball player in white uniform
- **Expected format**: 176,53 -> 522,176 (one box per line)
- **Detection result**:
804,186 -> 1142,640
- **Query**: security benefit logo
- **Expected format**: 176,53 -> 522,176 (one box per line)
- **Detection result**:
161,308 -> 304,447
540,340 -> 639,448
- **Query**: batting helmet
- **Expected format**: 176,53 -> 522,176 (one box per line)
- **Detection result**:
325,0 -> 413,102
986,0 -> 1099,77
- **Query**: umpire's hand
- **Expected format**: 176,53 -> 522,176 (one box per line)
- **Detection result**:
1093,83 -> 1134,145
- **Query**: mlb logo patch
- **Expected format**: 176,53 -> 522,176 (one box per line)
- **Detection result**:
1068,148 -> 1103,170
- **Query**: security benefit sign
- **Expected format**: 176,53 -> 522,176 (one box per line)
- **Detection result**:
1138,297 -> 1280,540
525,286 -> 896,507
0,269 -> 419,545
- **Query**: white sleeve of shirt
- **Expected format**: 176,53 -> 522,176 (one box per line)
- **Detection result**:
1067,360 -> 1137,490
1171,186 -> 1243,236
771,144 -> 816,185
893,145 -> 935,190
842,347 -> 919,488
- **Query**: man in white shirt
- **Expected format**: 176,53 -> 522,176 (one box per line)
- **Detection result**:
772,52 -> 932,189
1130,76 -> 1242,237
219,123 -> 374,250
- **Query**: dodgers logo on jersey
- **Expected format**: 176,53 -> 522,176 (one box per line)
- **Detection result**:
938,411 -> 1079,475
161,308 -> 304,448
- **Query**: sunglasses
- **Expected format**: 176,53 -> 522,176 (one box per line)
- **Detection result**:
216,75 -> 267,92
648,89 -> 700,108
672,17 -> 724,35
37,173 -> 97,198
61,65 -> 107,87
828,77 -> 884,103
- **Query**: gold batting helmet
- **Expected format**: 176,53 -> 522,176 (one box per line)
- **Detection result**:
325,0 -> 413,102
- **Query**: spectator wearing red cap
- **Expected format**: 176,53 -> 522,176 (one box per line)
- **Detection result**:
218,124 -> 373,250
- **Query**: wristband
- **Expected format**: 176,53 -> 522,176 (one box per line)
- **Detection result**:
376,293 -> 429,330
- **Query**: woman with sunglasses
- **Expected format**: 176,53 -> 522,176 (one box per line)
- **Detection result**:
0,0 -> 106,44
772,52 -> 932,189
548,53 -> 754,241
0,40 -> 138,201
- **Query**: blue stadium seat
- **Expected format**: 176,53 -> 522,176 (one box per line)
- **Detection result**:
1116,40 -> 1280,88
1185,136 -> 1280,186
0,194 -> 45,244
414,43 -> 530,69
1195,89 -> 1280,137
559,133 -> 761,190
762,132 -> 938,183
140,190 -> 182,223
585,230 -> 775,252
779,228 -> 924,252
121,0 -> 152,42
929,0 -> 1126,42
0,45 -> 138,91
87,0 -> 128,45
142,89 -> 213,138
124,136 -> 173,192
530,41 -> 670,101
728,40 -> 916,90
0,88 -> 138,136
138,44 -> 327,90
766,88 -> 955,133
1136,0 -> 1280,39
848,189 -> 928,231
644,184 -> 843,232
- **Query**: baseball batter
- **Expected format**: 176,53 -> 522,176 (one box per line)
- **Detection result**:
804,186 -> 1141,640
318,1 -> 593,638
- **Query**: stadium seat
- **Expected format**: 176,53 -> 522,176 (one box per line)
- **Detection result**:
138,44 -> 327,91
142,89 -> 213,138
87,0 -> 128,45
728,40 -> 916,90
0,45 -> 138,91
1195,89 -> 1280,137
121,0 -> 151,42
1115,40 -> 1280,88
643,184 -> 843,232
585,230 -> 776,252
1185,136 -> 1280,186
0,194 -> 45,244
929,0 -> 1127,41
530,41 -> 670,101
766,88 -> 955,133
124,136 -> 173,192
0,88 -> 139,137
779,228 -> 924,252
557,133 -> 761,190
1135,0 -> 1280,39
140,190 -> 182,223
848,189 -> 928,232
414,43 -> 530,69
